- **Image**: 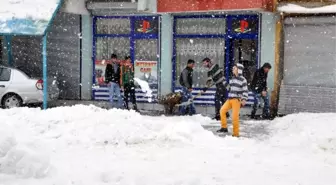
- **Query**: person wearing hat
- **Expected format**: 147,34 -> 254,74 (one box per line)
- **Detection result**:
218,63 -> 249,137
250,63 -> 272,119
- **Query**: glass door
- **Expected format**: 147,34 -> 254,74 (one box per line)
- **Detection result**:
133,39 -> 159,91
229,39 -> 257,90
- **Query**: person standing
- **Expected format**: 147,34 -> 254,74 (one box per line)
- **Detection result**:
105,54 -> 123,109
250,63 -> 272,119
202,58 -> 229,120
179,59 -> 196,115
120,56 -> 139,112
218,63 -> 248,137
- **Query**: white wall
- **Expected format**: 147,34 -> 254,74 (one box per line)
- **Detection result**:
160,14 -> 173,95
260,12 -> 278,92
81,15 -> 93,100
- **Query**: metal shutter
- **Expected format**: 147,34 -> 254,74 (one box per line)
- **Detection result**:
278,16 -> 336,114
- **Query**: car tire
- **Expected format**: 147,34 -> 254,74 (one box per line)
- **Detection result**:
1,94 -> 23,109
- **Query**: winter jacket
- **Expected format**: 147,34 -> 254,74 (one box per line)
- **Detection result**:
105,63 -> 121,85
251,67 -> 268,93
179,67 -> 193,89
121,63 -> 135,86
224,63 -> 249,101
207,64 -> 225,87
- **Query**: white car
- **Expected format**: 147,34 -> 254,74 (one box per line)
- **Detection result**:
0,66 -> 60,108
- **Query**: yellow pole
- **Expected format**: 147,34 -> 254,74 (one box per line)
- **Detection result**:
270,13 -> 283,117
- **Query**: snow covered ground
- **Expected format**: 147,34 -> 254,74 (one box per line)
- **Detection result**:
0,105 -> 336,185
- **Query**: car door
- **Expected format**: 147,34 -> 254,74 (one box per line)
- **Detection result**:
0,67 -> 12,98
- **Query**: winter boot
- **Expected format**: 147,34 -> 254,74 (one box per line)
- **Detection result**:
250,110 -> 256,119
133,105 -> 140,113
216,128 -> 228,133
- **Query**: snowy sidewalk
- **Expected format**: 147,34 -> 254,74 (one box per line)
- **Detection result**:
1,105 -> 336,185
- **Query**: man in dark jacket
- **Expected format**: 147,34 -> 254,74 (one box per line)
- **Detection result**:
179,59 -> 196,115
202,58 -> 229,120
105,54 -> 123,108
250,62 -> 272,119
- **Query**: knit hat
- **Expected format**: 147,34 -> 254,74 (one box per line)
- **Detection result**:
234,63 -> 244,75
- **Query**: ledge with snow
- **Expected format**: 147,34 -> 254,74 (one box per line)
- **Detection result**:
278,3 -> 336,13
0,0 -> 61,35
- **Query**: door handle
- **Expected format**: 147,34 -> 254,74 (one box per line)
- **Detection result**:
0,85 -> 5,88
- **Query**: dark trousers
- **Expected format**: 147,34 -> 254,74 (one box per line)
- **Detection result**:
251,91 -> 270,118
215,85 -> 229,120
124,83 -> 137,110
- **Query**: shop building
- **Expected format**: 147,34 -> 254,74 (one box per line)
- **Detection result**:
86,0 -> 278,115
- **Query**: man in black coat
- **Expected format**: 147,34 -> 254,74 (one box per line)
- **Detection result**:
250,63 -> 272,119
105,54 -> 123,108
179,59 -> 196,115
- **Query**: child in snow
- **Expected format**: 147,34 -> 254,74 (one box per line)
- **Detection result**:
218,63 -> 249,137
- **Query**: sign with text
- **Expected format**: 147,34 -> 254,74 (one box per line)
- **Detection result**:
134,61 -> 158,90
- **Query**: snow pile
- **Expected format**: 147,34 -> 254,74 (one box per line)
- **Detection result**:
278,3 -> 336,13
0,126 -> 50,178
268,113 -> 336,163
0,0 -> 60,21
0,105 -> 336,185
134,77 -> 154,102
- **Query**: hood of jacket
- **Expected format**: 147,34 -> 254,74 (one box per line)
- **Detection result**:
234,63 -> 244,76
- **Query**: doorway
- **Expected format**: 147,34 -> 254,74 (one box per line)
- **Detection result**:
229,39 -> 258,90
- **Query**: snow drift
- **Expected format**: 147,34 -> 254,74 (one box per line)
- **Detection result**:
278,3 -> 336,13
0,105 -> 335,185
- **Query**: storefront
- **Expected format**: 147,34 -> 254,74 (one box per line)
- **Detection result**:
172,14 -> 260,106
92,16 -> 160,103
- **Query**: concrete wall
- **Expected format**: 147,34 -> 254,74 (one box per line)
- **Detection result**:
81,15 -> 93,100
260,12 -> 278,92
160,14 -> 173,95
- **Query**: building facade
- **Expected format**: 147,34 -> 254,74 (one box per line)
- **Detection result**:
84,0 -> 279,115
1,0 -> 285,116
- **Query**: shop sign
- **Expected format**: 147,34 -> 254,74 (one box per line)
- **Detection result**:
134,18 -> 158,34
134,60 -> 158,90
232,18 -> 258,34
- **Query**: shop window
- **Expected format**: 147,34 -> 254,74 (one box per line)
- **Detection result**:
176,18 -> 226,35
135,39 -> 157,61
134,39 -> 158,89
0,67 -> 11,81
96,18 -> 131,34
175,38 -> 225,88
95,37 -> 130,60
231,18 -> 258,34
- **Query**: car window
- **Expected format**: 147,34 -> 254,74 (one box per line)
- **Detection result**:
0,67 -> 11,81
